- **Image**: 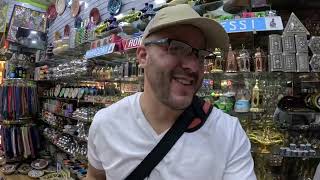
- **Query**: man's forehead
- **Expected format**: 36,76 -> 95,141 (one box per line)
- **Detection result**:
146,25 -> 206,47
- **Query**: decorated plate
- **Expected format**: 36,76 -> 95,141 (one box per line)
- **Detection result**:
107,0 -> 122,15
59,88 -> 66,97
71,0 -> 80,17
72,88 -> 79,99
68,88 -> 74,98
28,170 -> 44,178
17,164 -> 32,175
31,159 -> 49,170
54,84 -> 61,97
56,0 -> 66,15
64,88 -> 70,98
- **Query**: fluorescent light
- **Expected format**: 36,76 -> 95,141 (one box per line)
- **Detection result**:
31,31 -> 37,35
154,0 -> 166,5
31,40 -> 37,44
115,13 -> 124,20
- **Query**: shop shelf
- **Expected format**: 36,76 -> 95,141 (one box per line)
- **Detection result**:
42,111 -> 92,124
44,135 -> 87,160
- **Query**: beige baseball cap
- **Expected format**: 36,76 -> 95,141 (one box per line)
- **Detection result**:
142,4 -> 229,51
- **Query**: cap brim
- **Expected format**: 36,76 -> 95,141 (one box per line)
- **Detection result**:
146,17 -> 229,51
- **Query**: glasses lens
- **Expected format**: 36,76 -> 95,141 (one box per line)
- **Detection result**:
168,40 -> 192,57
198,50 -> 212,60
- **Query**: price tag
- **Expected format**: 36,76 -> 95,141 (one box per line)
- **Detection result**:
85,43 -> 115,59
123,36 -> 143,50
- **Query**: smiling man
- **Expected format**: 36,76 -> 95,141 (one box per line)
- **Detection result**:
87,4 -> 256,180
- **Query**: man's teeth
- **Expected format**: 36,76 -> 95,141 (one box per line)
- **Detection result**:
174,78 -> 192,85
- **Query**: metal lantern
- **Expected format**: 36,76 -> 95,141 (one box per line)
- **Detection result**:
254,47 -> 266,72
250,79 -> 264,112
212,48 -> 224,73
236,45 -> 251,72
225,44 -> 237,72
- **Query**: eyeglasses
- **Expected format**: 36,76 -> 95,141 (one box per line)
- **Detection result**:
144,38 -> 212,62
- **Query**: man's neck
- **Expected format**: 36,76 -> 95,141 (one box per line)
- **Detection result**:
140,91 -> 183,135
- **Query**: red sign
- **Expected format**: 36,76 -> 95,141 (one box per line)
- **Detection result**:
123,36 -> 143,50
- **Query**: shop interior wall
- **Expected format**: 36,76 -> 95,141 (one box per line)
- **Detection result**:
47,0 -> 153,44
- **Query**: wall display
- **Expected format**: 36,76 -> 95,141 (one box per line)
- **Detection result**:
295,34 -> 308,53
296,53 -> 310,72
7,5 -> 46,42
282,35 -> 295,53
269,53 -> 283,72
309,36 -> 320,54
108,0 -> 122,15
56,0 -> 66,15
269,34 -> 282,53
283,13 -> 310,35
71,0 -> 80,17
283,53 -> 296,72
310,54 -> 320,72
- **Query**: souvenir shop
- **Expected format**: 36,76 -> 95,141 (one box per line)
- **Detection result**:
0,0 -> 319,179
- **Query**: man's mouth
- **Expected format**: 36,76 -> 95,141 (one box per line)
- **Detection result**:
172,76 -> 194,86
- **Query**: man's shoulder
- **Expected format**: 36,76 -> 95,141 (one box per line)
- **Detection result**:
206,108 -> 241,135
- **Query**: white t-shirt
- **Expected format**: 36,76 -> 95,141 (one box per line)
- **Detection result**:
88,92 -> 256,180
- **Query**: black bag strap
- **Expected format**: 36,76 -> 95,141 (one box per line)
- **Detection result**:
125,96 -> 213,180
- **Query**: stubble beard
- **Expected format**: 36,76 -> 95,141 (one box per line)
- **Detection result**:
145,57 -> 203,110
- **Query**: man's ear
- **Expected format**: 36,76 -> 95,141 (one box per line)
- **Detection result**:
136,46 -> 147,68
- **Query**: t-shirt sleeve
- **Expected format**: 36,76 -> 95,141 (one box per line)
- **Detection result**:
223,119 -> 257,180
87,115 -> 104,170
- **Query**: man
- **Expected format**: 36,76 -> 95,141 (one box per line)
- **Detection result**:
87,4 -> 256,180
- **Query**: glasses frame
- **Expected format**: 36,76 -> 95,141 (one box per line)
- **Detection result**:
143,38 -> 212,61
